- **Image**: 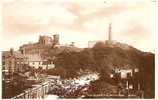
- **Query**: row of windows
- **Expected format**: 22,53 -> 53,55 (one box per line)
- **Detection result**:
30,62 -> 43,65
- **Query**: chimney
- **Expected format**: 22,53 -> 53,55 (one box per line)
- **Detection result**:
21,49 -> 24,55
10,48 -> 14,55
53,34 -> 59,45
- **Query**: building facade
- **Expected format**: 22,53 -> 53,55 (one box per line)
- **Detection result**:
19,34 -> 60,55
2,48 -> 27,75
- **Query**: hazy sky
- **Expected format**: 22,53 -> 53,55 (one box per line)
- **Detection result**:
0,0 -> 157,52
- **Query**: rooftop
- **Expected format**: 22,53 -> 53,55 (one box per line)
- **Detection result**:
2,51 -> 26,59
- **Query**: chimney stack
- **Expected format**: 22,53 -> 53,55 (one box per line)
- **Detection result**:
53,34 -> 59,45
10,48 -> 14,55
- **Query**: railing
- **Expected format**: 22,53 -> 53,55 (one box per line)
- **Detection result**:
11,80 -> 55,99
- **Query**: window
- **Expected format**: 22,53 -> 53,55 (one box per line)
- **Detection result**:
2,61 -> 5,65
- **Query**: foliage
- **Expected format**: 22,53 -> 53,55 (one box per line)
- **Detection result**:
46,42 -> 155,98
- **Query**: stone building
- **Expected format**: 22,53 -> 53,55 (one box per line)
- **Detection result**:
2,48 -> 27,75
24,54 -> 54,69
38,35 -> 53,45
19,34 -> 60,55
18,35 -> 59,69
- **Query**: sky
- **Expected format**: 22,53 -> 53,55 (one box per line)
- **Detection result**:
0,0 -> 158,52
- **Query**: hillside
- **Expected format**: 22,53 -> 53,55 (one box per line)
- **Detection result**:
47,41 -> 155,98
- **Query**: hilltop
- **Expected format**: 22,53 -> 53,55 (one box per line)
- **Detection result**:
46,41 -> 154,98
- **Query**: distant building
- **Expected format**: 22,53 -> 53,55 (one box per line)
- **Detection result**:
39,35 -> 53,45
2,48 -> 27,75
18,34 -> 59,69
53,34 -> 59,46
111,67 -> 140,91
19,34 -> 60,55
25,54 -> 46,69
112,67 -> 135,79
24,54 -> 55,69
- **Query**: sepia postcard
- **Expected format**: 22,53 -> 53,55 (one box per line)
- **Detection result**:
0,0 -> 157,99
